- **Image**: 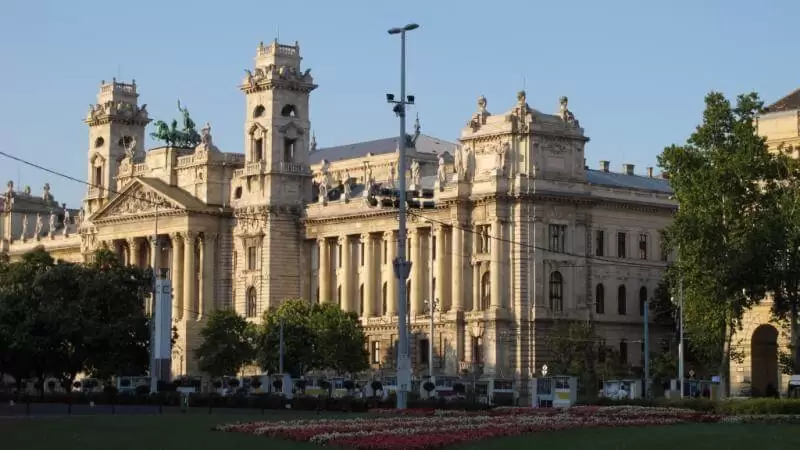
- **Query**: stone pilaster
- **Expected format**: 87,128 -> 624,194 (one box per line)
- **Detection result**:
170,233 -> 184,321
200,233 -> 217,319
318,237 -> 332,303
435,225 -> 447,309
451,223 -> 465,312
383,231 -> 397,316
127,237 -> 141,267
183,232 -> 197,320
339,235 -> 354,312
473,262 -> 481,311
410,228 -> 422,316
361,233 -> 375,317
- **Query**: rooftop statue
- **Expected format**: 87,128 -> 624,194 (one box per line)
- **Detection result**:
150,100 -> 202,148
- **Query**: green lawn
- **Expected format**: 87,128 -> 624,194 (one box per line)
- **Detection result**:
2,411 -> 799,450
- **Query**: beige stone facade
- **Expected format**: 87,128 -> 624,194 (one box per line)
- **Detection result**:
0,40 -> 675,382
729,90 -> 800,396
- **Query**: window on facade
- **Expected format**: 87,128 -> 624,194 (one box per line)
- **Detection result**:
617,232 -> 627,258
94,166 -> 103,187
371,341 -> 381,364
595,230 -> 605,256
246,287 -> 257,318
359,284 -> 364,316
639,234 -> 648,259
381,282 -> 387,315
247,246 -> 257,270
253,138 -> 263,161
419,338 -> 429,367
549,224 -> 567,253
253,105 -> 265,118
283,138 -> 296,163
619,341 -> 629,365
639,286 -> 647,316
595,283 -> 605,314
617,285 -> 627,315
549,271 -> 564,312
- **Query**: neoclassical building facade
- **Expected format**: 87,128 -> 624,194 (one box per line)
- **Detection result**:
0,40 -> 675,380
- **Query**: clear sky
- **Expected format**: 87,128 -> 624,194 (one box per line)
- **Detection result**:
1,0 -> 798,208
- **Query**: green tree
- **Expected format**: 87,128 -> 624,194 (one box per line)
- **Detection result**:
257,299 -> 318,376
658,91 -> 776,395
195,309 -> 256,378
311,302 -> 369,375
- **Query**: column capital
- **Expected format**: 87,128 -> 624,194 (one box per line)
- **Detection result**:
169,232 -> 182,242
338,235 -> 348,245
183,231 -> 196,243
126,237 -> 137,245
202,232 -> 218,244
382,230 -> 395,241
317,235 -> 328,244
360,232 -> 371,244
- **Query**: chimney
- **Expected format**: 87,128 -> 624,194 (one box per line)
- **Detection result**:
647,167 -> 654,178
600,160 -> 610,172
623,163 -> 635,176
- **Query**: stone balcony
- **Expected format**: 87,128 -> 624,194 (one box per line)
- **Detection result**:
233,161 -> 310,178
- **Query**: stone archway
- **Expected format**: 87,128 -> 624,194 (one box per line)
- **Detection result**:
750,324 -> 779,397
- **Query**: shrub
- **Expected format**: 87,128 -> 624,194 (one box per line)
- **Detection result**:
320,380 -> 331,391
453,383 -> 466,395
134,385 -> 150,396
370,380 -> 383,395
46,380 -> 56,392
423,381 -> 435,393
212,380 -> 222,389
272,379 -> 283,391
250,377 -> 262,389
343,380 -> 355,391
296,379 -> 307,393
228,378 -> 240,388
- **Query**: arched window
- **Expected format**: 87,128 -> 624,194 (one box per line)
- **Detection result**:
246,287 -> 257,318
381,282 -> 388,315
253,105 -> 265,118
359,284 -> 365,317
549,271 -> 564,312
595,283 -> 605,314
639,286 -> 648,316
480,272 -> 491,310
617,285 -> 627,315
280,104 -> 297,117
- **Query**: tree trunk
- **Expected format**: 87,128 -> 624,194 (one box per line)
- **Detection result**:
717,316 -> 734,399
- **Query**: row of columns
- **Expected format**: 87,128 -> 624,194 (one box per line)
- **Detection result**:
115,232 -> 217,322
316,220 -> 507,318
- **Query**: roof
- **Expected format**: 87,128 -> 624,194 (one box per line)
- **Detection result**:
585,169 -> 672,194
310,134 -> 457,164
765,88 -> 800,113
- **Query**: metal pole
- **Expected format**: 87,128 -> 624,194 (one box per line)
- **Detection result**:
279,317 -> 285,374
678,276 -> 685,399
149,204 -> 159,394
644,297 -> 650,398
389,23 -> 418,410
428,232 -> 435,379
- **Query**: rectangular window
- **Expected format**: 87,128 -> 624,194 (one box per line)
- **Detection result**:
253,138 -> 263,161
371,341 -> 381,364
639,234 -> 648,260
247,246 -> 257,270
595,230 -> 605,256
617,232 -> 627,258
549,224 -> 567,253
283,138 -> 296,163
619,341 -> 628,365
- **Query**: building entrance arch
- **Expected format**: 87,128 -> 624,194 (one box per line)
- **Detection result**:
750,324 -> 779,397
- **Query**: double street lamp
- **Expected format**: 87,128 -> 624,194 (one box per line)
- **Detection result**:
387,22 -> 419,410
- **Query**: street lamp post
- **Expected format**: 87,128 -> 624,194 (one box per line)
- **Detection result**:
387,22 -> 419,410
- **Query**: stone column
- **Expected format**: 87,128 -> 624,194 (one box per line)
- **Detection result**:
318,237 -> 332,303
339,235 -> 354,312
451,225 -> 464,311
383,231 -> 397,316
435,225 -> 447,309
490,220 -> 503,310
170,233 -> 184,321
201,233 -> 217,319
183,232 -> 197,320
410,228 -> 422,316
361,233 -> 375,318
473,262 -> 481,311
127,238 -> 141,267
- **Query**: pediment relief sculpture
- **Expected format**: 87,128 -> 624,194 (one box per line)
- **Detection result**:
103,187 -> 180,218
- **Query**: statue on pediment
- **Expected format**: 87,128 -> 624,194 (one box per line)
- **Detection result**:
150,100 -> 202,148
77,208 -> 85,229
5,180 -> 12,196
21,214 -> 28,238
63,208 -> 71,236
388,162 -> 396,187
35,214 -> 43,237
49,210 -> 56,235
436,153 -> 447,189
42,183 -> 53,202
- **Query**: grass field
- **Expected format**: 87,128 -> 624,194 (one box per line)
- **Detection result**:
2,411 -> 800,450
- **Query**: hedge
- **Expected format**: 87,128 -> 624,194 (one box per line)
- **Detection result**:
584,397 -> 800,415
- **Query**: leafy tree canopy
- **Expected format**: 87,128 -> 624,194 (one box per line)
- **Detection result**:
195,309 -> 256,378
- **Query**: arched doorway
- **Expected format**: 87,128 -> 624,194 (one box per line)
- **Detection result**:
751,324 -> 779,397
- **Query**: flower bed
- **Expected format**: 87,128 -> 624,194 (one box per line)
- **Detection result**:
216,406 -> 725,449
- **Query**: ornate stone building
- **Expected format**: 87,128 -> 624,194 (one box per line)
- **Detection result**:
729,89 -> 800,397
0,39 -> 674,380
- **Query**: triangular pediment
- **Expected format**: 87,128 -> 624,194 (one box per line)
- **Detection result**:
278,121 -> 305,138
91,178 -> 189,222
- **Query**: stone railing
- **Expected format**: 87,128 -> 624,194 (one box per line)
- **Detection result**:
132,163 -> 148,176
86,186 -> 102,199
234,160 -> 309,177
275,161 -> 307,174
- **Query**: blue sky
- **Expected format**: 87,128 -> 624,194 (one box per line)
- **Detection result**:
1,0 -> 798,207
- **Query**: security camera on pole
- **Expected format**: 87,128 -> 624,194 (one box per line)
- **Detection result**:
387,22 -> 419,410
